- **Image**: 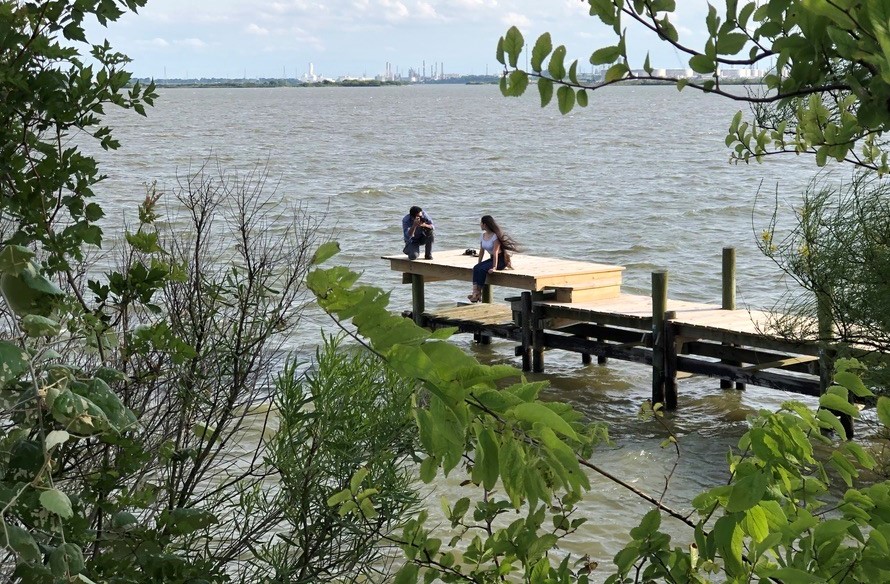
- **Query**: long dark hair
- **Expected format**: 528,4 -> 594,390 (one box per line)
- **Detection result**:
481,215 -> 518,252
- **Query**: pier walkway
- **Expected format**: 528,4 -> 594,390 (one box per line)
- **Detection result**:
383,248 -> 831,421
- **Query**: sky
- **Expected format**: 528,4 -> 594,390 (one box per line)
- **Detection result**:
84,0 -> 718,80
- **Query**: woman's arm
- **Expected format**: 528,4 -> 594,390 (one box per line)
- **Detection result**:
488,240 -> 501,272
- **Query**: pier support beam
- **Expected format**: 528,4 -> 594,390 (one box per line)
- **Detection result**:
652,271 -> 668,407
720,247 -> 745,390
664,310 -> 678,410
520,291 -> 533,371
411,274 -> 425,326
532,299 -> 545,373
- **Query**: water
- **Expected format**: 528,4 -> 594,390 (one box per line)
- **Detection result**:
86,84 -> 826,576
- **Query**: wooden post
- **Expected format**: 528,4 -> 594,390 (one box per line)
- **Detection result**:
478,284 -> 492,344
581,351 -> 592,365
722,246 -> 736,310
721,247 -> 744,390
664,310 -> 678,410
652,271 -> 667,406
817,289 -> 850,436
411,274 -> 425,326
532,300 -> 545,373
520,291 -> 532,371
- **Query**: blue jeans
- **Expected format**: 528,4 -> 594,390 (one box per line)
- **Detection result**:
472,254 -> 506,287
403,233 -> 434,260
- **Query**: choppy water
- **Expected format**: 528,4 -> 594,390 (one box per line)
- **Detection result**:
86,84 -> 829,576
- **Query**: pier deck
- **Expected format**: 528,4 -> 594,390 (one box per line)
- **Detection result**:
385,248 -> 842,428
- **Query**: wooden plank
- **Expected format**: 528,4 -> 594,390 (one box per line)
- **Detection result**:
553,284 -> 622,303
545,272 -> 624,293
673,323 -> 821,356
685,341 -> 821,374
543,332 -> 653,365
741,355 -> 820,372
676,356 -> 820,396
384,250 -> 626,292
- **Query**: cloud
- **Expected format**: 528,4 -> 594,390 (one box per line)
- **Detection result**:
246,23 -> 270,36
501,12 -> 531,29
175,38 -> 208,49
150,37 -> 169,47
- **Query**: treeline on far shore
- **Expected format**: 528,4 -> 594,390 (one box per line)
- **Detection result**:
137,75 -> 765,89
135,75 -> 503,88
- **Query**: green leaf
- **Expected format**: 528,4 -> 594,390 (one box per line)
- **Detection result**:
548,45 -> 567,80
503,26 -> 525,68
511,402 -> 579,440
604,62 -> 628,82
0,341 -> 29,385
590,45 -> 622,65
834,371 -> 872,397
22,314 -> 61,337
419,456 -> 437,483
766,567 -> 829,582
49,543 -> 85,578
40,488 -> 74,519
394,563 -> 419,584
878,397 -> 890,429
706,3 -> 718,35
45,430 -> 70,451
0,245 -> 35,275
506,70 -> 529,97
819,392 -> 858,417
568,60 -> 579,85
477,427 -> 500,491
538,77 -> 554,107
350,467 -> 369,492
727,470 -> 767,512
327,489 -> 351,507
496,36 -> 505,65
689,54 -> 716,74
531,33 -> 552,72
716,32 -> 748,55
576,89 -> 589,108
630,509 -> 661,539
311,241 -> 341,265
4,522 -> 41,562
556,85 -> 575,115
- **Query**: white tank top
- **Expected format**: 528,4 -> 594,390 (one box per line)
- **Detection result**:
480,233 -> 499,254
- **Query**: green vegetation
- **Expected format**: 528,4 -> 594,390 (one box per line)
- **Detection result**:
485,0 -> 890,581
4,0 -> 890,583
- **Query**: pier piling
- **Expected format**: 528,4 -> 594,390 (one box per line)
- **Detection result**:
652,271 -> 668,407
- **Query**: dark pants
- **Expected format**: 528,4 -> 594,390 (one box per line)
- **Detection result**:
403,233 -> 434,260
472,254 -> 506,286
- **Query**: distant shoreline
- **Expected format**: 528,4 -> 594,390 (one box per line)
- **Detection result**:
138,76 -> 501,89
137,76 -> 765,89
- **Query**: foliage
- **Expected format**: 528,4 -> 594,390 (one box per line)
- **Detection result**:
308,249 -> 614,582
308,249 -> 890,583
0,0 -> 156,272
757,175 -> 890,386
497,1 -> 890,173
251,335 -> 420,583
0,161 -> 325,581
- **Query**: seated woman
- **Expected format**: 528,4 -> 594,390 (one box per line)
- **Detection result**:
468,215 -> 518,303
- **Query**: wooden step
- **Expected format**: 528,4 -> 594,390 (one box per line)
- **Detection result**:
545,274 -> 623,303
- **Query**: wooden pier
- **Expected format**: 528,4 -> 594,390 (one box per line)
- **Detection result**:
383,248 -> 831,414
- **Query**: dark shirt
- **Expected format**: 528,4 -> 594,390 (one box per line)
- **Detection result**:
402,212 -> 434,243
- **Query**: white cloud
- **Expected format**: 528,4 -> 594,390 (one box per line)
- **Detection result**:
175,38 -> 208,49
246,23 -> 270,36
501,11 -> 531,29
150,37 -> 169,47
